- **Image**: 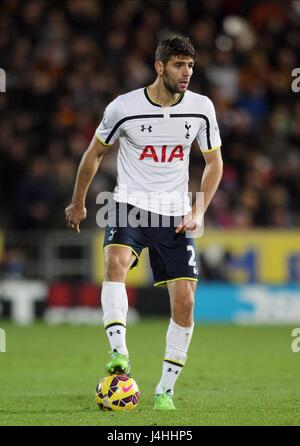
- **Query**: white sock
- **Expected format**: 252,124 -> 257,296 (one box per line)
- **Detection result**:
101,281 -> 128,356
155,318 -> 194,396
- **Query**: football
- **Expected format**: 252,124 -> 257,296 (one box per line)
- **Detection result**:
95,374 -> 140,411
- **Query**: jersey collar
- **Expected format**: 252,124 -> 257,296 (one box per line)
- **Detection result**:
144,87 -> 184,107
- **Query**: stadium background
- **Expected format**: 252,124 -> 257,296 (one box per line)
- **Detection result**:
1,0 -> 300,426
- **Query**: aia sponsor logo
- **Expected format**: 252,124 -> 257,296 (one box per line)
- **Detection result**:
139,145 -> 184,162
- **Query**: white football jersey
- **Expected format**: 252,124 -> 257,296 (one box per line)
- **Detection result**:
95,87 -> 221,216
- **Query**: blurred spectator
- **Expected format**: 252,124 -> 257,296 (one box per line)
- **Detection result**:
0,247 -> 26,278
15,158 -> 57,230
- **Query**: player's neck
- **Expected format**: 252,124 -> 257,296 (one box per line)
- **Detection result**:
147,81 -> 181,107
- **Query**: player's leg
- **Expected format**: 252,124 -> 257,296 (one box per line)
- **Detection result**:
101,201 -> 144,374
168,278 -> 196,327
104,244 -> 136,282
149,229 -> 198,409
101,245 -> 136,374
154,279 -> 196,409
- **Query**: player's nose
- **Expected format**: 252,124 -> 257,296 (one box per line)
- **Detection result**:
182,66 -> 190,77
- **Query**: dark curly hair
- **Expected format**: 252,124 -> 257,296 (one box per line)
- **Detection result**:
155,36 -> 196,64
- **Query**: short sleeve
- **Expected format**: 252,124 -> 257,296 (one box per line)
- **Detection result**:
95,98 -> 123,146
196,97 -> 222,152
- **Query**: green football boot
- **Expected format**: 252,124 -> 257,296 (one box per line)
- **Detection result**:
105,351 -> 130,375
153,393 -> 176,410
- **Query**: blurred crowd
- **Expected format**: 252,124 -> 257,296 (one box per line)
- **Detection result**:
0,0 -> 300,231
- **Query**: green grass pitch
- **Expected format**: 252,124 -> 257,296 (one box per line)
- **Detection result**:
0,319 -> 300,426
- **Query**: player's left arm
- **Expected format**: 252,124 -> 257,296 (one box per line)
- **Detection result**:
176,96 -> 223,233
176,148 -> 223,233
198,147 -> 223,212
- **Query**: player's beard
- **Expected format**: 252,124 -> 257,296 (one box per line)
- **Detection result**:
163,70 -> 184,95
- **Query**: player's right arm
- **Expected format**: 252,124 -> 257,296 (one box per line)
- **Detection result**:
65,135 -> 111,233
65,97 -> 124,232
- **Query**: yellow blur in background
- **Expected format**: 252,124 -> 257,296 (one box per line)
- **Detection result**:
94,230 -> 300,286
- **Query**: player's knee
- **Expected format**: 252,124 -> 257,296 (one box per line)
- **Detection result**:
105,254 -> 131,281
172,292 -> 194,321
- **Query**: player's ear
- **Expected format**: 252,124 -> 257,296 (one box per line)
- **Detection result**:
155,61 -> 164,76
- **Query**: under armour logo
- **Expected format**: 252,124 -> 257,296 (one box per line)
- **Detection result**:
109,329 -> 121,337
141,125 -> 152,132
108,228 -> 117,241
185,122 -> 191,139
167,367 -> 179,375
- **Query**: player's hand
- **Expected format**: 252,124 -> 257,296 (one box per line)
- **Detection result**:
175,211 -> 202,234
65,203 -> 87,233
